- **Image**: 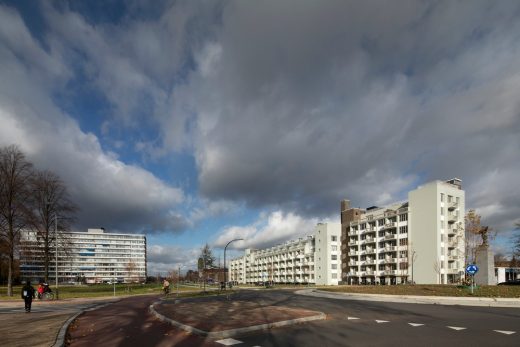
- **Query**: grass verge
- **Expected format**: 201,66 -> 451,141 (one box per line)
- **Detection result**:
319,284 -> 520,298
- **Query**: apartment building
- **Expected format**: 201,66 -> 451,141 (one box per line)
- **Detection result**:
341,178 -> 465,285
20,228 -> 147,284
230,223 -> 341,286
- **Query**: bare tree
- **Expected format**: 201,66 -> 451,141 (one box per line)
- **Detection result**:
433,259 -> 441,284
465,210 -> 493,265
125,259 -> 137,283
0,145 -> 34,296
30,170 -> 77,283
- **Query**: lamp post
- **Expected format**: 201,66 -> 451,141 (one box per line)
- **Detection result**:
224,238 -> 243,290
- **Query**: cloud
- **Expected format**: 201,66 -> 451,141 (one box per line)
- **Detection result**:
0,4 -> 186,234
213,210 -> 328,250
147,244 -> 201,275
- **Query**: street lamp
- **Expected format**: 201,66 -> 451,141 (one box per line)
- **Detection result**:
224,238 -> 243,290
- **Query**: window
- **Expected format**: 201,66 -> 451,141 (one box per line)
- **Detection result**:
331,264 -> 337,269
399,226 -> 408,234
331,255 -> 338,260
360,223 -> 366,229
399,239 -> 408,246
332,273 -> 338,279
441,207 -> 444,216
331,236 -> 337,242
399,214 -> 408,222
441,193 -> 444,202
331,245 -> 338,251
378,219 -> 385,226
448,195 -> 453,203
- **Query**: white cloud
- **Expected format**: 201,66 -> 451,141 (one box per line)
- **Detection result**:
213,210 -> 333,250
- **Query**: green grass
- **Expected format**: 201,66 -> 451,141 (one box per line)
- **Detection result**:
319,284 -> 520,298
0,283 -> 198,300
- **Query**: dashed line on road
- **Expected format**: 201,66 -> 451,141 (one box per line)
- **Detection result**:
493,330 -> 516,335
408,323 -> 424,327
216,338 -> 244,345
347,316 -> 360,320
447,326 -> 466,331
375,320 -> 389,323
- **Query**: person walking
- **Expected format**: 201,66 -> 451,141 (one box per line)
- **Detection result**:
21,280 -> 36,312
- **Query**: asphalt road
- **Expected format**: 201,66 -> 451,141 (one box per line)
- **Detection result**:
67,290 -> 520,347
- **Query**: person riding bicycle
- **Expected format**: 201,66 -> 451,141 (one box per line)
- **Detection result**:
37,283 -> 44,299
162,279 -> 170,295
43,283 -> 52,293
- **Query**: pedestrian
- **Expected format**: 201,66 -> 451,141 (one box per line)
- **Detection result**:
21,280 -> 36,312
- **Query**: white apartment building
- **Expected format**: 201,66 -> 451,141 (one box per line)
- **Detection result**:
341,178 -> 465,285
20,228 -> 147,284
230,223 -> 341,286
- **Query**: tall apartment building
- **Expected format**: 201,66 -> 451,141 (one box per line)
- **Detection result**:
230,223 -> 341,286
20,228 -> 147,284
341,178 -> 465,285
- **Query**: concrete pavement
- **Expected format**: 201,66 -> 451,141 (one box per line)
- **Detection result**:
298,288 -> 520,307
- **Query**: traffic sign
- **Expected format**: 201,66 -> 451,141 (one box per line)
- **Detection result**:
466,264 -> 479,275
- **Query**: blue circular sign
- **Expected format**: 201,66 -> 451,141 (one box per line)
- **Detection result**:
465,264 -> 479,275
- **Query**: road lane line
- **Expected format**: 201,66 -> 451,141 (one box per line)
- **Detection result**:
447,326 -> 466,331
216,338 -> 244,345
408,323 -> 424,327
375,320 -> 389,323
347,316 -> 360,320
493,330 -> 516,335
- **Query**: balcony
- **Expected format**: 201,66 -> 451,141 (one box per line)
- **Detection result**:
364,259 -> 376,265
381,222 -> 397,230
447,214 -> 458,224
365,248 -> 376,254
384,234 -> 396,240
362,237 -> 375,244
383,246 -> 396,252
448,201 -> 458,211
383,270 -> 396,275
348,240 -> 358,246
447,255 -> 458,261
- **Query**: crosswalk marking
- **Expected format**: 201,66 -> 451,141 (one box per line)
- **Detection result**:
216,338 -> 243,345
447,326 -> 466,331
493,330 -> 516,335
408,323 -> 424,327
375,320 -> 389,323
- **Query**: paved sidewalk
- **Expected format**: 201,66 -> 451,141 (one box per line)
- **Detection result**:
298,289 -> 520,307
0,296 -> 121,347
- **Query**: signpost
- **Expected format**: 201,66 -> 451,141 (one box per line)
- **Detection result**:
465,264 -> 479,294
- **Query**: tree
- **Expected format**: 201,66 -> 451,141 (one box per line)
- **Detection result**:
30,170 -> 77,283
513,221 -> 520,259
465,210 -> 493,265
0,145 -> 34,296
125,259 -> 137,283
200,243 -> 216,269
433,259 -> 441,284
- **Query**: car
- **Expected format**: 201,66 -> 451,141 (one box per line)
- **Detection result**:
497,279 -> 520,285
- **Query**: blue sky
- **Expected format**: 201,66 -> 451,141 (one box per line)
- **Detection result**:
1,1 -> 520,274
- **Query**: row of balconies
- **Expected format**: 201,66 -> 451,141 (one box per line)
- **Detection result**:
347,270 -> 399,276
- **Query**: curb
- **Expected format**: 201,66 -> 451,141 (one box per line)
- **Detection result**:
149,301 -> 326,339
51,301 -> 119,347
296,289 -> 520,308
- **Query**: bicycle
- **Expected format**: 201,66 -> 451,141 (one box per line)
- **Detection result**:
38,292 -> 54,300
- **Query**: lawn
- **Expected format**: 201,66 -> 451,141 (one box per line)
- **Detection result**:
0,283 -> 198,300
319,284 -> 520,298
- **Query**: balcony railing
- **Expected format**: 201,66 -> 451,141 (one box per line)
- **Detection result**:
448,201 -> 458,211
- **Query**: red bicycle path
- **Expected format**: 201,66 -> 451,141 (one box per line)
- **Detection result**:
67,295 -> 220,347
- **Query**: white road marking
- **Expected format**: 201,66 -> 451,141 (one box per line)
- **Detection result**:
375,320 -> 389,323
493,330 -> 516,335
347,316 -> 360,320
408,323 -> 424,327
215,338 -> 243,345
447,326 -> 466,331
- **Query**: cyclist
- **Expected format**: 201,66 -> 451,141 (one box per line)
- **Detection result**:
37,283 -> 44,299
162,279 -> 170,295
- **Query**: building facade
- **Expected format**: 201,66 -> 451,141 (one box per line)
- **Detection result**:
229,223 -> 341,286
20,228 -> 147,284
341,178 -> 465,285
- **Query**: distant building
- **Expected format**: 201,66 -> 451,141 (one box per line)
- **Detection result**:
20,228 -> 146,284
341,178 -> 465,285
495,260 -> 520,283
229,223 -> 341,286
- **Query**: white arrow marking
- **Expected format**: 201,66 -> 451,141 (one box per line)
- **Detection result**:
375,320 -> 389,323
494,330 -> 516,335
447,326 -> 466,331
408,323 -> 424,327
347,316 -> 360,320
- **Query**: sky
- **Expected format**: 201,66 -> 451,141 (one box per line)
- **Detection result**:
1,0 -> 519,275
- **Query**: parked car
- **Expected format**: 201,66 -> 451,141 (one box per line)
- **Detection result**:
498,279 -> 520,285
